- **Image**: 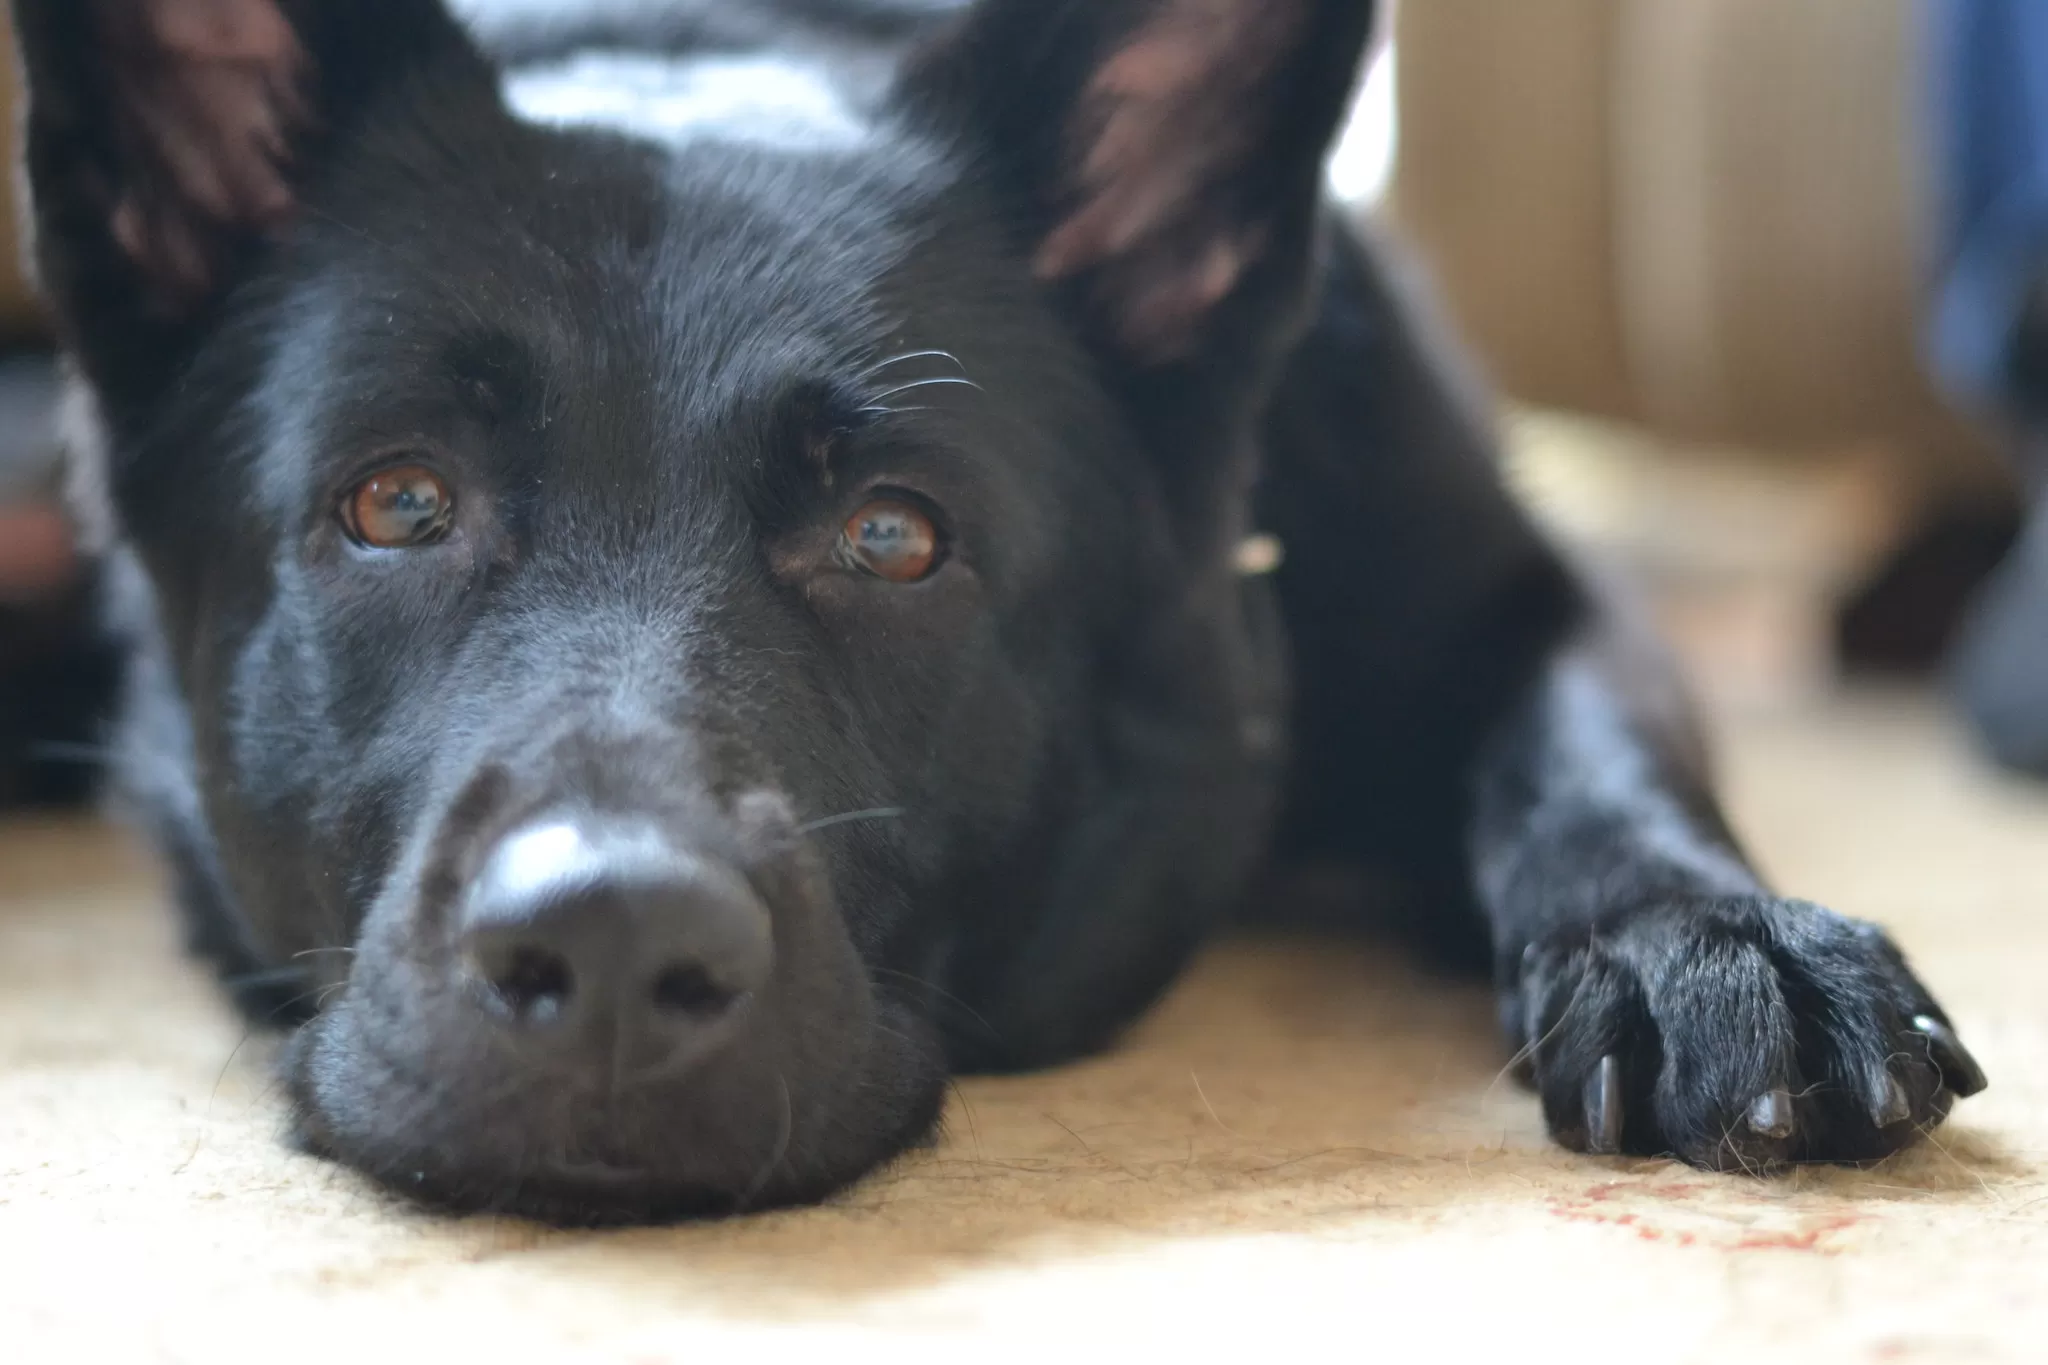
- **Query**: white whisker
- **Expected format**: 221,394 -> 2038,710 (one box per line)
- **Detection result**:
865,374 -> 982,404
860,348 -> 967,379
795,806 -> 907,836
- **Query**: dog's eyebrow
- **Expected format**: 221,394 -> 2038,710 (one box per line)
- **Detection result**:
773,380 -> 864,485
440,332 -> 537,421
776,352 -> 982,488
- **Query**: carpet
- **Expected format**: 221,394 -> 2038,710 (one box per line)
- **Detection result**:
2,690 -> 2043,1361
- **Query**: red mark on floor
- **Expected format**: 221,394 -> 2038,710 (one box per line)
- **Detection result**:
1549,1182 -> 1858,1253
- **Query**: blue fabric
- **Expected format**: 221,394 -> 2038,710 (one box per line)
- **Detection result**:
1928,0 -> 2048,409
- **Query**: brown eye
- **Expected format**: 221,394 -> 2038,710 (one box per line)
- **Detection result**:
341,464 -> 454,549
842,498 -> 939,583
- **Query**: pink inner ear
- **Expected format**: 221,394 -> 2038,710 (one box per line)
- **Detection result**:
98,0 -> 309,299
1030,0 -> 1305,358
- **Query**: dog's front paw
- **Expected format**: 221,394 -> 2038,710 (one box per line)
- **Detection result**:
1509,897 -> 1986,1170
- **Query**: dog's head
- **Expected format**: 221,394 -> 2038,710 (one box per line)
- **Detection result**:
13,0 -> 1375,1221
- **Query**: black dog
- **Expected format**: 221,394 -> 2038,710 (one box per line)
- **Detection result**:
10,0 -> 1987,1224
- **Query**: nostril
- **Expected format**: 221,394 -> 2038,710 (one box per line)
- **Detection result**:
649,962 -> 737,1018
478,944 -> 576,1024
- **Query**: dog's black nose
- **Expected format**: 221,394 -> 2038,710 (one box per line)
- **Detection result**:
457,818 -> 773,1069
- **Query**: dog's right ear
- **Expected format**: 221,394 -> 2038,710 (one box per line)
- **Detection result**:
901,0 -> 1377,374
898,0 -> 1377,543
9,0 -> 481,413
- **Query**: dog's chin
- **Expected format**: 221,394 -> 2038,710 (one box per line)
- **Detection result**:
279,990 -> 949,1226
310,1140 -> 941,1228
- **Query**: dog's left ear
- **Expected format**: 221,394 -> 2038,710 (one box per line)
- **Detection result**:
9,0 -> 482,416
904,0 -> 1378,372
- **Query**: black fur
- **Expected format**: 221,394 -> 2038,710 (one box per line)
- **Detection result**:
9,0 -> 1985,1223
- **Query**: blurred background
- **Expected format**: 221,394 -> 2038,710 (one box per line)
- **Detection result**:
2,0 -> 2045,806
1345,0 -> 2037,727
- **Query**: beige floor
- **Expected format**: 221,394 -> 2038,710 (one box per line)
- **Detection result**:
2,691 -> 2044,1362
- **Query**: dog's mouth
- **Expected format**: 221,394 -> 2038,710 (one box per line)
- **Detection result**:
337,1154 -> 827,1229
307,1127 -> 817,1228
282,969 -> 947,1224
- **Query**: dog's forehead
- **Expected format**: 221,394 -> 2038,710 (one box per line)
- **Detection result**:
239,33 -> 992,515
293,61 -> 935,388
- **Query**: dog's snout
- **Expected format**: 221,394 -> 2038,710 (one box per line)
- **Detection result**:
457,818 -> 774,1068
